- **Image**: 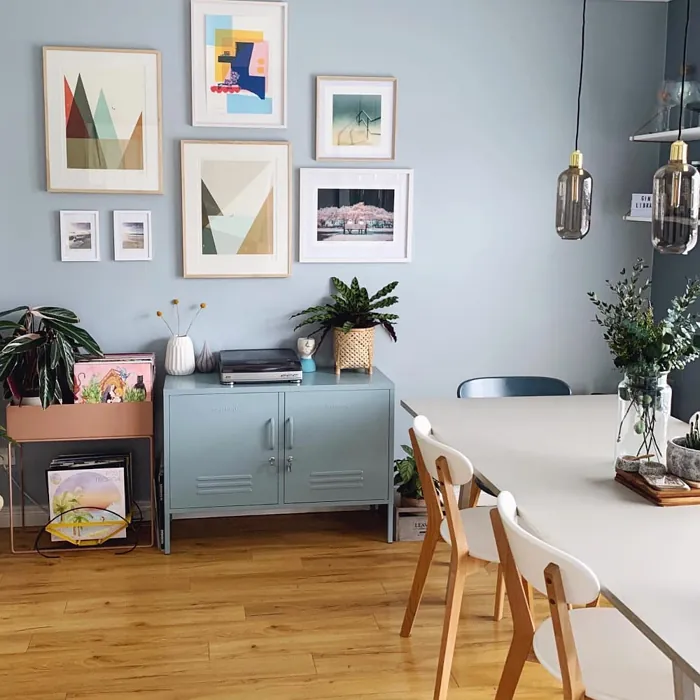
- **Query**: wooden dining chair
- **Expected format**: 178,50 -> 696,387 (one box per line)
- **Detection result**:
491,491 -> 675,700
400,415 -> 500,700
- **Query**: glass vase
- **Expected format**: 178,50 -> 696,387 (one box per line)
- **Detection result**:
615,373 -> 672,472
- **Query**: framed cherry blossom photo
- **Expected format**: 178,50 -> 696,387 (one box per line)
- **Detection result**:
299,168 -> 413,263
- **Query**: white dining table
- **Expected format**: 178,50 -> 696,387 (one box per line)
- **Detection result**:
401,394 -> 699,700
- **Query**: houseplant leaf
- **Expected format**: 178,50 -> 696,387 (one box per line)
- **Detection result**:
31,306 -> 80,324
0,333 -> 44,355
0,306 -> 29,319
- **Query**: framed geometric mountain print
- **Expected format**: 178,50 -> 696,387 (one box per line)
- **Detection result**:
181,140 -> 290,277
43,47 -> 162,194
191,0 -> 287,128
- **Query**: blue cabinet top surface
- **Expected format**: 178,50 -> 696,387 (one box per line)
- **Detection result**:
164,367 -> 394,395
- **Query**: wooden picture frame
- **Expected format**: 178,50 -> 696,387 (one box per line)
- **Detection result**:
43,47 -> 162,194
315,76 -> 397,161
181,140 -> 291,278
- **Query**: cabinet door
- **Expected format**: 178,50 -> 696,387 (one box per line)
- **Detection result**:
283,390 -> 390,504
168,393 -> 280,509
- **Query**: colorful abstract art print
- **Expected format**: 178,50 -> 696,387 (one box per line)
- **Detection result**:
316,77 -> 397,161
191,0 -> 287,128
299,169 -> 413,263
181,140 -> 290,277
43,47 -> 162,193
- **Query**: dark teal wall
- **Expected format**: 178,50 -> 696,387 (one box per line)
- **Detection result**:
651,0 -> 700,420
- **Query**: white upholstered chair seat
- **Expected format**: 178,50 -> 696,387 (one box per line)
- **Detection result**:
533,607 -> 674,700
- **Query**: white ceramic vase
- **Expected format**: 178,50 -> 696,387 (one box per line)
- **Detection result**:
165,336 -> 196,376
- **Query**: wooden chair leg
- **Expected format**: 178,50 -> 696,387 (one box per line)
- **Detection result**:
523,577 -> 534,612
495,631 -> 535,700
467,479 -> 481,508
434,553 -> 468,700
400,527 -> 440,638
493,564 -> 506,621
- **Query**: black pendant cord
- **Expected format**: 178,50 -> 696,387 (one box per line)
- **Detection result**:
574,0 -> 588,151
679,0 -> 692,140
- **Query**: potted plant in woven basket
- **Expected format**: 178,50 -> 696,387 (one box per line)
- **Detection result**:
291,277 -> 399,374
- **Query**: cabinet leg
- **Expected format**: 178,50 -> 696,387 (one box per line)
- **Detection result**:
387,502 -> 394,543
164,514 -> 172,555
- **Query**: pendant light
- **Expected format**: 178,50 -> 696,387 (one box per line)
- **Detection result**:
556,0 -> 592,240
652,0 -> 700,255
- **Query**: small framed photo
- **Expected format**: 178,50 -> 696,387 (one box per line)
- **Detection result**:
299,168 -> 413,263
59,211 -> 100,262
316,76 -> 397,161
113,211 -> 152,261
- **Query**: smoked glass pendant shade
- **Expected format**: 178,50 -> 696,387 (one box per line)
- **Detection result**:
556,150 -> 593,240
652,140 -> 700,255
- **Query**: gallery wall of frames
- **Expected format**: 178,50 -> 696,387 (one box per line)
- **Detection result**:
44,0 -> 413,277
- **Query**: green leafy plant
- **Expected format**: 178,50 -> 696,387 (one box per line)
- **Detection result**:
291,277 -> 399,349
0,425 -> 14,445
686,415 -> 700,450
0,306 -> 102,409
589,260 -> 700,463
588,259 -> 700,377
393,444 -> 423,501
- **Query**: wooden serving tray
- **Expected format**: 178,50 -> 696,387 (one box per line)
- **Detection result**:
615,470 -> 700,506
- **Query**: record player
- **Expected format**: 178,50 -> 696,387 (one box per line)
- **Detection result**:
219,348 -> 302,385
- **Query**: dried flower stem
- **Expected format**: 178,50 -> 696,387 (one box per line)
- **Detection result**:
157,313 -> 175,336
185,305 -> 206,336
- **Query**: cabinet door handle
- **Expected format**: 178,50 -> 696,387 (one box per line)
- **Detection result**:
286,456 -> 293,472
268,418 -> 276,450
286,417 -> 294,449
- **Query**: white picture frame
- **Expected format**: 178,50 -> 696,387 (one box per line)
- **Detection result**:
113,211 -> 152,261
181,140 -> 291,277
299,168 -> 413,264
43,47 -> 162,194
316,76 -> 397,161
59,211 -> 100,262
191,0 -> 288,128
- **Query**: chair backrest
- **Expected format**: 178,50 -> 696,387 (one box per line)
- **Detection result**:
496,492 -> 600,606
412,415 -> 474,487
457,376 -> 571,399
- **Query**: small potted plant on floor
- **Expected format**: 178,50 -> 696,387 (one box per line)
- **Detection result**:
588,259 -> 700,471
291,277 -> 399,375
667,414 -> 700,485
0,306 -> 102,408
394,444 -> 424,507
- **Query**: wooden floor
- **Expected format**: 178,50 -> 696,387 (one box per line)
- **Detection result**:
0,511 -> 562,699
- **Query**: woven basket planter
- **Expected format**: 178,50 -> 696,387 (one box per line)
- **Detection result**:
333,327 -> 374,375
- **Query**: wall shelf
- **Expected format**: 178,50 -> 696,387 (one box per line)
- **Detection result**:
623,215 -> 651,223
630,127 -> 700,143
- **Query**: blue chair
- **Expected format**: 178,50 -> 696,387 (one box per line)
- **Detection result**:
457,376 -> 572,399
458,376 -> 571,499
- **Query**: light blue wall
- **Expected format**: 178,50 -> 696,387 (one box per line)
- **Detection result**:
0,0 -> 667,501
